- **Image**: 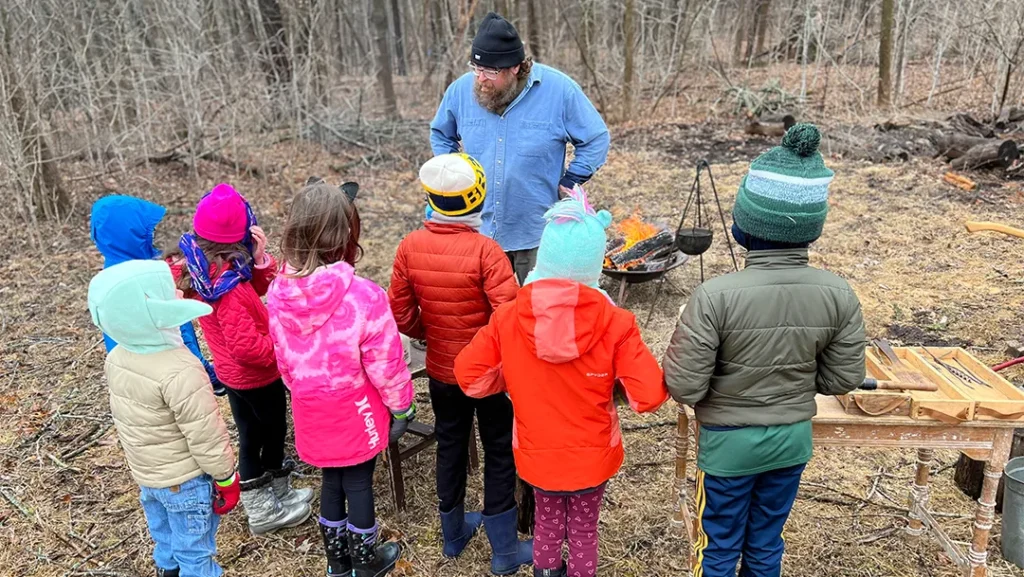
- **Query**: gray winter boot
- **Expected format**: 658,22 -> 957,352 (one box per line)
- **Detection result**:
270,460 -> 314,508
239,472 -> 311,535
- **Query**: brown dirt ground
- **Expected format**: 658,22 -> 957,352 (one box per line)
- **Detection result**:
4,108 -> 1024,576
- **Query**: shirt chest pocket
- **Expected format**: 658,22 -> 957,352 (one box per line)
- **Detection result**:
459,118 -> 488,157
517,120 -> 559,158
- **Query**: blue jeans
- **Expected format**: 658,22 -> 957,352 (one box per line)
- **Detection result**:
139,475 -> 222,577
694,463 -> 806,577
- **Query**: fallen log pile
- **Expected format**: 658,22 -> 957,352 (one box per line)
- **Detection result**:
819,109 -> 1023,177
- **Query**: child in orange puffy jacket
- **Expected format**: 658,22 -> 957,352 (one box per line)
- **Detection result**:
388,154 -> 528,574
454,187 -> 669,577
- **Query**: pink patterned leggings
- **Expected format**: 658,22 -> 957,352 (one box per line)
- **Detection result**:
532,483 -> 607,577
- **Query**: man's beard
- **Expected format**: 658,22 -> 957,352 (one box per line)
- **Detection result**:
474,78 -> 521,113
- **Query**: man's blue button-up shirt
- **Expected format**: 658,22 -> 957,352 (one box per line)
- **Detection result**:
429,64 -> 610,252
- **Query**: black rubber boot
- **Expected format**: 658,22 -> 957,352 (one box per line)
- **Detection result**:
156,569 -> 180,577
319,519 -> 353,576
534,565 -> 567,577
348,523 -> 401,577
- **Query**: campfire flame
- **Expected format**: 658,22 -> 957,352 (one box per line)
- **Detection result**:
604,211 -> 673,271
616,213 -> 660,251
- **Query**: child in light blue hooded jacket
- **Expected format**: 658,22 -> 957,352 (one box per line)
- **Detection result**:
88,259 -> 240,577
90,195 -> 225,395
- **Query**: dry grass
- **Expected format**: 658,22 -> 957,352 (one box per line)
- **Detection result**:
4,104 -> 1024,577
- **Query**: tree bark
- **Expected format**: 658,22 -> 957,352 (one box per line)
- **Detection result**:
745,0 -> 762,62
893,0 -> 916,103
623,0 -> 636,117
0,13 -> 69,221
370,0 -> 400,118
733,0 -> 748,64
754,0 -> 771,57
526,0 -> 542,60
391,0 -> 407,75
257,0 -> 292,85
878,0 -> 895,106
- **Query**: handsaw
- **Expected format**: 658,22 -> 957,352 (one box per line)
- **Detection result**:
920,346 -> 988,389
870,339 -> 941,391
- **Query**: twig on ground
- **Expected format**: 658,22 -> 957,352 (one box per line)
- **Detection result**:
622,420 -> 676,432
48,453 -> 82,473
61,424 -> 113,461
306,113 -> 373,150
0,486 -> 31,517
847,526 -> 900,544
64,536 -> 131,576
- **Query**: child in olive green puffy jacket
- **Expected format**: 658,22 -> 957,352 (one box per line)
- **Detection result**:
663,124 -> 865,577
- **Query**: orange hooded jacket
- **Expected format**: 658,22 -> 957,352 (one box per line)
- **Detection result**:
454,279 -> 668,492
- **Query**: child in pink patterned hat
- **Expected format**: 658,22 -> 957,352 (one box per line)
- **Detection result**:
172,183 -> 313,536
266,179 -> 415,577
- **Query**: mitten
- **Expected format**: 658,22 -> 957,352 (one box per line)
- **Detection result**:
389,403 -> 417,444
213,472 -> 240,515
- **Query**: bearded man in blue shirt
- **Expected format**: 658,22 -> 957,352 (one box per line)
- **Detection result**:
430,12 -> 610,284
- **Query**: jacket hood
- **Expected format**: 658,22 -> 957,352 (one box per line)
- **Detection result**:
514,279 -> 613,364
268,261 -> 354,336
88,260 -> 212,354
90,195 -> 167,268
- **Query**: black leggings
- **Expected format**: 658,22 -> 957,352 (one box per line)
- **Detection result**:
320,457 -> 378,529
225,380 -> 287,481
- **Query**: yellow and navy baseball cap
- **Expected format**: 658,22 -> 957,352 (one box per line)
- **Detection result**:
419,153 -> 486,216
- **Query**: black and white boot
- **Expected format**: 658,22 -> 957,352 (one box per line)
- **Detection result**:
319,518 -> 353,576
348,523 -> 401,577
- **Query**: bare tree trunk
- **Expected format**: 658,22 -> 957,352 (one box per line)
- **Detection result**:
371,0 -> 400,118
526,0 -> 542,60
391,0 -> 407,75
733,0 -> 748,64
0,18 -> 69,221
754,0 -> 771,57
744,0 -> 761,62
623,0 -> 636,117
257,0 -> 293,85
893,0 -> 915,104
927,0 -> 953,106
878,0 -> 895,106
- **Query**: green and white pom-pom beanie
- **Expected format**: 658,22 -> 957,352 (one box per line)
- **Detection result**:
732,123 -> 834,244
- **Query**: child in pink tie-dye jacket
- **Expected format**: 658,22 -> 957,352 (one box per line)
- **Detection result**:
266,179 -> 414,577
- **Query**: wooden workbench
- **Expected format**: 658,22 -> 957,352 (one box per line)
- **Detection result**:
671,396 -> 1018,577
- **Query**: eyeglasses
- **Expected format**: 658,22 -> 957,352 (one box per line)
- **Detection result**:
468,62 -> 502,80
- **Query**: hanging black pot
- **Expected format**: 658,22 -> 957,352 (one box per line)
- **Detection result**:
676,227 -> 713,255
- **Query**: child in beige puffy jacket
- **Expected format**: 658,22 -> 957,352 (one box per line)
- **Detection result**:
88,259 -> 240,577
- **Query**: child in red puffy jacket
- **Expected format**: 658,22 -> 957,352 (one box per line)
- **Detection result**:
173,183 -> 311,535
388,153 -> 530,574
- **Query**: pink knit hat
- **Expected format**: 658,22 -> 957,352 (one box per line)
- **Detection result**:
193,183 -> 248,243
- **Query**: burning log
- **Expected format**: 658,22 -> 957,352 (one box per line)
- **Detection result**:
617,244 -> 675,271
609,230 -> 674,268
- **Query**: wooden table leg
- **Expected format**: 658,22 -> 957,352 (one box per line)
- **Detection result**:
906,448 -> 934,537
671,404 -> 699,572
386,444 -> 406,512
969,429 -> 1014,577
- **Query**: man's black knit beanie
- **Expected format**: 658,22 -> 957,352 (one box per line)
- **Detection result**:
471,12 -> 525,69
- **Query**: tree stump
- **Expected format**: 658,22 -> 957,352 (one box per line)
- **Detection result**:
954,429 -> 1024,512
